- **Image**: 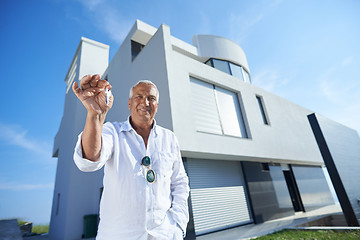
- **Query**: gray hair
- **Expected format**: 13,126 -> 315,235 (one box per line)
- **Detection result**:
129,80 -> 159,101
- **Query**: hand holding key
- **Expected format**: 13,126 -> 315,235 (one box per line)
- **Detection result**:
72,74 -> 113,117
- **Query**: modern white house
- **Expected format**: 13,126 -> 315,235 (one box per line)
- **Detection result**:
49,20 -> 360,240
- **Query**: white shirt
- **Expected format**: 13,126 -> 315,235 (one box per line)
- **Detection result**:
74,118 -> 190,240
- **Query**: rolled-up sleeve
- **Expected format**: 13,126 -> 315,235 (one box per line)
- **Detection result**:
169,136 -> 190,237
73,122 -> 115,172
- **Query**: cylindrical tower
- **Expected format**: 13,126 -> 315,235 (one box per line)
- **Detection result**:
192,35 -> 251,83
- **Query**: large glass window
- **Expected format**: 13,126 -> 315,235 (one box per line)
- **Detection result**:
215,87 -> 248,138
212,59 -> 231,75
190,77 -> 248,138
229,63 -> 244,81
205,58 -> 251,83
243,69 -> 251,83
291,165 -> 334,211
242,162 -> 294,223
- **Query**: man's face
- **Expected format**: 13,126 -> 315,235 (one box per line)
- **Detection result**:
128,83 -> 159,124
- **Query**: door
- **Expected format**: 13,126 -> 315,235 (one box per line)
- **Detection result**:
283,170 -> 304,212
187,159 -> 252,235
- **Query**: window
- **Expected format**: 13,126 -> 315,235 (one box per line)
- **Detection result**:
229,63 -> 244,81
190,77 -> 248,138
261,162 -> 270,172
131,40 -> 144,61
190,78 -> 222,135
205,59 -> 212,67
256,95 -> 269,125
215,86 -> 248,137
56,193 -> 60,216
212,59 -> 231,75
243,69 -> 251,83
205,58 -> 251,83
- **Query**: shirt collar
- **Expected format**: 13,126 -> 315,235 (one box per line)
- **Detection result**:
120,116 -> 158,136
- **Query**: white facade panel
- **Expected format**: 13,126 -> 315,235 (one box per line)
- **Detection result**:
168,48 -> 323,165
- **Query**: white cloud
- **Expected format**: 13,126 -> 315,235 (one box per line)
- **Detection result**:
0,182 -> 53,191
76,0 -> 132,44
318,56 -> 359,104
228,13 -> 262,43
340,104 -> 360,134
101,9 -> 132,44
319,78 -> 342,104
316,56 -> 360,133
197,11 -> 212,35
252,67 -> 290,93
341,56 -> 354,66
0,122 -> 52,158
228,0 -> 282,43
78,0 -> 102,11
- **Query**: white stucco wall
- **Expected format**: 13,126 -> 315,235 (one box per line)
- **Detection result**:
163,33 -> 323,166
103,20 -> 323,166
50,38 -> 109,240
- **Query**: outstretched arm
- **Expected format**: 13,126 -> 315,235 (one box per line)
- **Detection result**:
72,74 -> 113,162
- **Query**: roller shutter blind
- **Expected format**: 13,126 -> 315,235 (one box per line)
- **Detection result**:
187,159 -> 252,235
190,76 -> 248,138
190,77 -> 222,134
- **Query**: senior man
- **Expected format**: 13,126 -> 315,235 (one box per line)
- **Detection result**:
72,74 -> 190,240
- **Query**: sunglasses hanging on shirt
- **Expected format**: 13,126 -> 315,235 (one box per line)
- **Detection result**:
141,156 -> 156,183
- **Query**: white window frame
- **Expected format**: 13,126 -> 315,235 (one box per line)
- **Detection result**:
190,76 -> 248,138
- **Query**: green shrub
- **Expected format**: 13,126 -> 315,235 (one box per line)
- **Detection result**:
32,224 -> 49,234
17,219 -> 49,234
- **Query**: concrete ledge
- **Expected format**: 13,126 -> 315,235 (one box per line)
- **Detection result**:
0,219 -> 22,240
197,204 -> 343,240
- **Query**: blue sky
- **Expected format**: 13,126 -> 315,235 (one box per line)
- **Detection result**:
0,0 -> 359,224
